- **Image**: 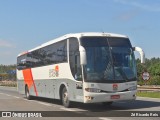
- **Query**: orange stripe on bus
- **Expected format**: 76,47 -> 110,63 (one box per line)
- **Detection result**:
22,69 -> 38,96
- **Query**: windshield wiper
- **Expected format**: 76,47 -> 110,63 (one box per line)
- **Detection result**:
116,66 -> 129,81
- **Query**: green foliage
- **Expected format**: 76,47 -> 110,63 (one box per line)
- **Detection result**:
0,64 -> 16,73
137,91 -> 160,98
0,64 -> 16,81
136,58 -> 160,85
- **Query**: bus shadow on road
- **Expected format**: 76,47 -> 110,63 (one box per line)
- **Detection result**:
72,99 -> 160,112
113,99 -> 160,110
23,96 -> 62,106
26,96 -> 160,112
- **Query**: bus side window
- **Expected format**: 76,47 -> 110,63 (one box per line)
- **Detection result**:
69,38 -> 82,81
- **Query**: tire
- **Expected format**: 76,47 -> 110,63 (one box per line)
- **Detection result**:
25,86 -> 32,100
61,87 -> 71,108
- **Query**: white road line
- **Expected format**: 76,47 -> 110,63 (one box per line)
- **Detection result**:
0,93 -> 20,99
60,107 -> 87,112
60,107 -> 77,112
99,117 -> 112,120
22,98 -> 29,101
4,94 -> 12,97
13,96 -> 20,99
24,99 -> 53,107
36,101 -> 53,106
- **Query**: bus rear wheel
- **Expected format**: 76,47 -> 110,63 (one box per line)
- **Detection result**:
25,86 -> 32,100
61,87 -> 71,108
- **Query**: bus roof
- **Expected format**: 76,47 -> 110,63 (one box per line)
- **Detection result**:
18,32 -> 128,57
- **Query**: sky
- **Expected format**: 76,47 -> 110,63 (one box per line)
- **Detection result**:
0,0 -> 160,65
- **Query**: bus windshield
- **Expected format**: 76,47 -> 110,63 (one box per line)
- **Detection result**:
80,37 -> 137,83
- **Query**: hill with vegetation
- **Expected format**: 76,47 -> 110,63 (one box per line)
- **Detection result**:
0,64 -> 16,81
137,58 -> 160,85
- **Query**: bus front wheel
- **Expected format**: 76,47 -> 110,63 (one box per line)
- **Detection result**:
61,87 -> 71,108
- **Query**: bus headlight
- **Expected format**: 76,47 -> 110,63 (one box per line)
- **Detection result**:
128,86 -> 137,91
85,88 -> 101,93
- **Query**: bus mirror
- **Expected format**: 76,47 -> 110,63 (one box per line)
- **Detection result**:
79,46 -> 87,65
133,47 -> 145,63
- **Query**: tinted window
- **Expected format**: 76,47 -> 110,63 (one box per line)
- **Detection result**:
81,37 -> 108,47
69,38 -> 82,81
108,38 -> 132,47
17,40 -> 67,70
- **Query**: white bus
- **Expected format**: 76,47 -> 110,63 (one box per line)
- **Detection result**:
17,32 -> 145,107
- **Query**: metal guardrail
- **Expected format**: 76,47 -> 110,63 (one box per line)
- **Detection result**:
137,86 -> 160,92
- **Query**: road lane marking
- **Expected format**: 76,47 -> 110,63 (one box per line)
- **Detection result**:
36,101 -> 53,106
4,94 -> 12,97
23,99 -> 53,107
61,107 -> 114,117
0,93 -> 20,99
13,96 -> 20,99
60,107 -> 77,112
22,98 -> 28,101
99,117 -> 112,120
60,107 -> 87,112
0,93 -> 11,96
0,93 -> 13,97
60,107 -> 88,116
60,107 -> 87,113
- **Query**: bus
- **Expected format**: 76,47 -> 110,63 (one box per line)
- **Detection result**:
17,32 -> 145,107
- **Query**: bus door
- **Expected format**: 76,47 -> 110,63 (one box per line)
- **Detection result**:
74,52 -> 83,100
69,38 -> 83,101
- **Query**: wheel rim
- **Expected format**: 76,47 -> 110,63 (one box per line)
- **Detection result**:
26,91 -> 29,98
26,88 -> 29,98
63,90 -> 68,104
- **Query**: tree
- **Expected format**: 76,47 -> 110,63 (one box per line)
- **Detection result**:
136,58 -> 160,85
0,64 -> 16,81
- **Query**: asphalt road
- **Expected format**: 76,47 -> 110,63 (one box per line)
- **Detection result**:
0,86 -> 160,120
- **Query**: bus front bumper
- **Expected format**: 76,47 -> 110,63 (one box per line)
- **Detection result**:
84,90 -> 137,103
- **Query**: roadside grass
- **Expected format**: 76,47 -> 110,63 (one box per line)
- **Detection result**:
137,91 -> 160,98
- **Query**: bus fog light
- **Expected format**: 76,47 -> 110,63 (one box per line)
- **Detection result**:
128,86 -> 137,91
85,88 -> 101,93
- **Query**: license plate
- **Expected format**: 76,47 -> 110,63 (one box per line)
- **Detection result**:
111,95 -> 120,99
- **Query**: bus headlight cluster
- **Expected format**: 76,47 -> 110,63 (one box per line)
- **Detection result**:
128,86 -> 137,91
85,88 -> 101,93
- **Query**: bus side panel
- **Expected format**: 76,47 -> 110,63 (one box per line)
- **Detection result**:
44,79 -> 55,99
34,80 -> 45,97
17,63 -> 84,102
17,80 -> 25,94
17,70 -> 25,94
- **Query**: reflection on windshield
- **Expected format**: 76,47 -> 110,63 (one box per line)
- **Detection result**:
85,47 -> 114,81
112,47 -> 136,80
81,37 -> 137,83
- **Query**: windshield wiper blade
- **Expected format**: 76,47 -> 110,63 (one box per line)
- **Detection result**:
117,66 -> 129,81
